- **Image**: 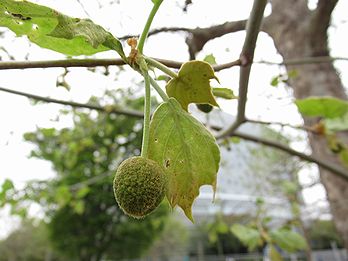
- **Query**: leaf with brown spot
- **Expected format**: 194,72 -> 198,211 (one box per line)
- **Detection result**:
148,98 -> 220,221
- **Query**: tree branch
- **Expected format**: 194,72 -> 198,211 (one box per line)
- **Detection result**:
246,119 -> 319,133
0,86 -> 143,118
217,0 -> 267,139
1,85 -> 347,181
232,131 -> 348,181
0,57 -> 241,71
1,56 -> 347,71
309,0 -> 339,56
256,56 -> 348,66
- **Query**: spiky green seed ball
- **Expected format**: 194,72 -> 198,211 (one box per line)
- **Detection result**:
113,156 -> 167,218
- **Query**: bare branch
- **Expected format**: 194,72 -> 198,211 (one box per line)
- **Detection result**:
120,20 -> 247,59
0,57 -> 241,71
1,85 -> 347,181
256,56 -> 348,66
232,131 -> 348,181
309,0 -> 339,56
0,58 -> 126,70
1,56 -> 348,72
0,86 -> 143,118
246,119 -> 319,133
217,0 -> 267,139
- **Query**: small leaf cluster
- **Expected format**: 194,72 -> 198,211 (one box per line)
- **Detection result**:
295,97 -> 348,168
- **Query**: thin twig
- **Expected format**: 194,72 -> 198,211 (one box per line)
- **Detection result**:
1,56 -> 347,71
1,85 -> 346,180
217,0 -> 267,139
0,86 -> 143,118
256,56 -> 348,66
246,119 -> 318,133
0,57 -> 240,71
232,131 -> 348,181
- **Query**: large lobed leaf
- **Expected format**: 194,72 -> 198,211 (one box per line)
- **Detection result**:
0,0 -> 125,58
166,61 -> 219,111
148,98 -> 220,221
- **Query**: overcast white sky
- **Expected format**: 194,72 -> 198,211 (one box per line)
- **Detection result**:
0,0 -> 347,237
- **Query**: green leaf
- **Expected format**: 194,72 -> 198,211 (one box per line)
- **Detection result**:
0,179 -> 14,205
269,244 -> 284,261
231,224 -> 263,251
295,97 -> 348,118
270,76 -> 279,87
203,54 -> 217,65
72,200 -> 85,214
1,179 -> 14,192
339,148 -> 348,168
166,61 -> 219,111
55,185 -> 71,207
287,70 -> 298,79
324,112 -> 348,131
212,88 -> 238,100
76,186 -> 90,199
148,98 -> 220,221
270,228 -> 307,252
0,0 -> 125,58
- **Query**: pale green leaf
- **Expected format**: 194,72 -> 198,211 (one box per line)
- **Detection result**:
148,98 -> 220,221
203,54 -> 217,65
1,179 -> 14,192
0,0 -> 125,58
324,112 -> 348,131
76,186 -> 90,199
55,185 -> 71,207
295,97 -> 348,118
270,228 -> 307,252
212,88 -> 238,100
166,61 -> 219,111
231,224 -> 263,251
270,76 -> 279,87
72,200 -> 85,214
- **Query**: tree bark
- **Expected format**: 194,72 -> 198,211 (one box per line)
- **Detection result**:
266,0 -> 348,250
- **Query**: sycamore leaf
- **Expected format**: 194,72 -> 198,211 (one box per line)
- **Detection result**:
166,61 -> 219,111
295,97 -> 348,119
231,224 -> 263,251
148,98 -> 220,221
270,228 -> 307,252
0,0 -> 125,58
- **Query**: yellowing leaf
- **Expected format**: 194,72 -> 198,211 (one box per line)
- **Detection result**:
166,61 -> 219,111
148,98 -> 220,221
0,0 -> 125,58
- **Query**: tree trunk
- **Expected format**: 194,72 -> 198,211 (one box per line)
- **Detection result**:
266,0 -> 348,250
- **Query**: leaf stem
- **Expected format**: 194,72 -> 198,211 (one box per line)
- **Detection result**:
137,0 -> 164,54
141,71 -> 151,158
145,56 -> 178,78
149,77 -> 169,102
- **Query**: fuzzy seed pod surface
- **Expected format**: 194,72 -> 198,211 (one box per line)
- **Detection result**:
113,156 -> 166,218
